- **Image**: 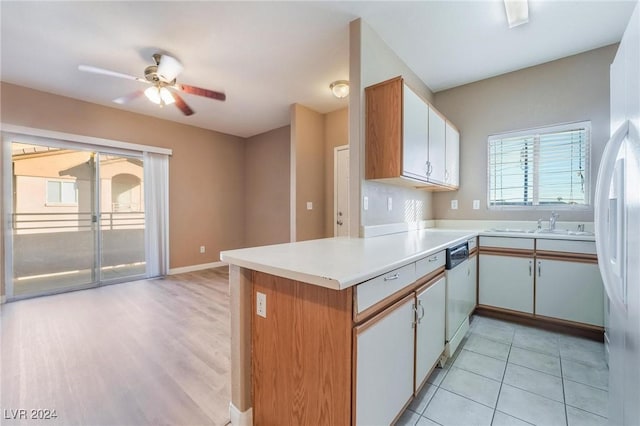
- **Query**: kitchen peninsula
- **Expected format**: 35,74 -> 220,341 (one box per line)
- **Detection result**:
220,229 -> 476,425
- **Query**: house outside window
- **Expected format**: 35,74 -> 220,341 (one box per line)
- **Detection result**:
488,121 -> 591,209
46,180 -> 78,205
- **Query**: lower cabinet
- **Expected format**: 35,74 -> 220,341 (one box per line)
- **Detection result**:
415,277 -> 446,390
468,254 -> 478,310
535,258 -> 604,326
355,294 -> 415,425
479,254 -> 534,313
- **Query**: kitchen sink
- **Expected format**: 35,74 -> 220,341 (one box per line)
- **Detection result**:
487,228 -> 594,236
487,228 -> 536,233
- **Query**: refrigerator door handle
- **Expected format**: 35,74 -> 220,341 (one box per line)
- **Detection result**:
595,120 -> 628,306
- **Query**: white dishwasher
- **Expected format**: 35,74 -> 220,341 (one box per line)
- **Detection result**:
445,241 -> 473,358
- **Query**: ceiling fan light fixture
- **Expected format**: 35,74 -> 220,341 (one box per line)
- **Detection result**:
144,86 -> 175,105
330,80 -> 349,99
504,0 -> 529,28
157,54 -> 184,82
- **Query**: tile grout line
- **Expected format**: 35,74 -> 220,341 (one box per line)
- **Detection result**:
560,354 -> 569,426
489,330 -> 514,425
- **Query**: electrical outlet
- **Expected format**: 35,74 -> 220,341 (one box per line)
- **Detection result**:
387,197 -> 393,211
306,201 -> 313,210
199,245 -> 205,254
363,196 -> 369,211
451,200 -> 458,210
256,292 -> 267,318
473,200 -> 480,210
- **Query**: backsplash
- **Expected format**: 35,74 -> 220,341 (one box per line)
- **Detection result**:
361,180 -> 433,227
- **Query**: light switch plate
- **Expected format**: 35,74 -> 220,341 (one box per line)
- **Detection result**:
256,292 -> 267,318
387,197 -> 393,211
451,200 -> 458,210
473,200 -> 480,210
199,245 -> 205,254
363,196 -> 369,211
306,201 -> 313,210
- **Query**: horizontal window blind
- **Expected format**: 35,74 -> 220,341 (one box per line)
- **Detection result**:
488,122 -> 590,208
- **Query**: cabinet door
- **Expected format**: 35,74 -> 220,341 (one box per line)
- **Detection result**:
535,259 -> 604,326
466,254 -> 478,316
415,277 -> 445,390
479,254 -> 533,313
402,84 -> 429,180
355,295 -> 415,425
428,106 -> 446,184
445,122 -> 460,187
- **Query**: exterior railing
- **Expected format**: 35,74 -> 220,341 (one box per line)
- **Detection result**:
12,211 -> 145,234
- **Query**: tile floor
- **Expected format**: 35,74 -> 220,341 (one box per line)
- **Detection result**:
397,315 -> 608,426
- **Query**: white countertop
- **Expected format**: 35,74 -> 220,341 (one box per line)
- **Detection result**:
477,230 -> 595,241
220,229 -> 476,290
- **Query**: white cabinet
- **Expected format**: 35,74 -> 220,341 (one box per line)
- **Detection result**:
415,277 -> 445,390
445,122 -> 460,188
355,295 -> 415,425
402,84 -> 430,180
479,254 -> 534,313
468,254 -> 478,312
428,106 -> 446,184
535,259 -> 604,326
365,76 -> 459,191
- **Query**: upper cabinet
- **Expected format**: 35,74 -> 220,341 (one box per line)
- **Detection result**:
365,76 -> 459,190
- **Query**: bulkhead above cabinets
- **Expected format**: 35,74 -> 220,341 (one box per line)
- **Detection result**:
365,76 -> 459,191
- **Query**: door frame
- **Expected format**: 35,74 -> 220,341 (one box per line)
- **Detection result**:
334,145 -> 349,237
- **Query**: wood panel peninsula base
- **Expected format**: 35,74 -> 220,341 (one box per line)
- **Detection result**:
228,265 -> 354,426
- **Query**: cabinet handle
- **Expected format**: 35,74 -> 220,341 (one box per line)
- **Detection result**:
425,161 -> 430,176
538,261 -> 542,277
529,261 -> 532,276
428,256 -> 438,262
428,162 -> 433,176
412,304 -> 418,328
384,273 -> 399,281
419,300 -> 425,323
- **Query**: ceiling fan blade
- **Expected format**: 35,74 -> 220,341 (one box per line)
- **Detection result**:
176,84 -> 226,101
171,92 -> 194,116
113,90 -> 144,105
78,65 -> 146,82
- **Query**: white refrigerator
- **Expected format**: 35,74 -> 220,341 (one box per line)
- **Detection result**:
594,2 -> 640,425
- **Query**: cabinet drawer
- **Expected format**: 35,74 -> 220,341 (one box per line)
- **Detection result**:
536,239 -> 596,255
468,237 -> 477,251
416,250 -> 445,278
356,263 -> 416,315
480,236 -> 534,250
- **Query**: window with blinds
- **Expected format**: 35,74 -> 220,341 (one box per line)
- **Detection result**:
488,121 -> 590,208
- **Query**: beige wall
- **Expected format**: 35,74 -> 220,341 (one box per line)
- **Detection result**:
291,104 -> 325,241
244,125 -> 290,247
433,44 -> 617,222
349,19 -> 434,233
1,83 -> 246,287
324,107 -> 348,237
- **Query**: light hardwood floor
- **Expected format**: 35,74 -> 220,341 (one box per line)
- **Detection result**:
1,268 -> 231,426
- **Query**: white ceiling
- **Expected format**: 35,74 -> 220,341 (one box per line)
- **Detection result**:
1,1 -> 636,138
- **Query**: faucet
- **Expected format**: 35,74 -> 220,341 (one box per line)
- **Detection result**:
537,219 -> 543,230
549,211 -> 559,230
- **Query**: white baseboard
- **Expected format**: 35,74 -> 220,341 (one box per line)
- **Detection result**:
229,402 -> 252,426
168,261 -> 226,275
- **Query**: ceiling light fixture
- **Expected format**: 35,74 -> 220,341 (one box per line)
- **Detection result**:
144,86 -> 175,106
330,80 -> 349,99
504,0 -> 529,28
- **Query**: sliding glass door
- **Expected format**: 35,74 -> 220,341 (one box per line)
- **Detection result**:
9,141 -> 146,298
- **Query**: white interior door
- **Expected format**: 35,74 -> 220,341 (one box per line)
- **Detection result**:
334,145 -> 349,237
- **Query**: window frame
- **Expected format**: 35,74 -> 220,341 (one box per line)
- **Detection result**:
45,179 -> 78,206
486,121 -> 592,211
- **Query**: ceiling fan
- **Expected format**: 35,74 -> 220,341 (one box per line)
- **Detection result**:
78,53 -> 225,116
